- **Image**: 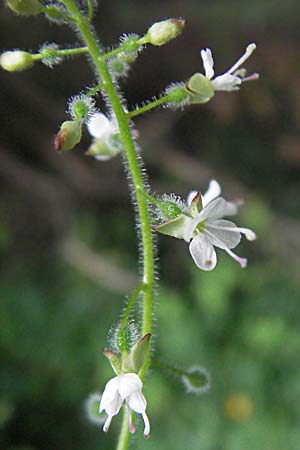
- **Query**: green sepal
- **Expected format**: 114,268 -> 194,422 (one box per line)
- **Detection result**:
102,349 -> 122,375
156,214 -> 192,239
7,0 -> 43,15
130,333 -> 151,373
190,192 -> 202,218
186,73 -> 214,104
120,353 -> 133,373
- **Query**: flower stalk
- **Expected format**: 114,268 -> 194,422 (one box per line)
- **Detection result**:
57,0 -> 155,447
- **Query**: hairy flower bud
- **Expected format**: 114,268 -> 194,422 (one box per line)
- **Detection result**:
7,0 -> 43,15
54,120 -> 82,152
181,366 -> 210,395
0,50 -> 34,72
145,18 -> 186,46
68,94 -> 96,122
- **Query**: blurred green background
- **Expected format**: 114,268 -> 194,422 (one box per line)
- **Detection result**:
1,0 -> 300,449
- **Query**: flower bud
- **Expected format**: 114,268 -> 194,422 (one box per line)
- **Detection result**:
181,366 -> 210,395
84,393 -> 105,426
54,120 -> 82,152
108,57 -> 130,79
68,94 -> 96,122
120,34 -> 141,53
0,51 -> 34,72
7,0 -> 43,15
146,18 -> 186,46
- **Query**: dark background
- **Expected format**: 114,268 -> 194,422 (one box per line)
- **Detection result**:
1,1 -> 300,449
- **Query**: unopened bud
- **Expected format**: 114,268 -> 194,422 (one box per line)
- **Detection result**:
68,94 -> 96,122
7,0 -> 43,15
0,50 -> 34,72
120,34 -> 141,53
156,194 -> 186,220
181,366 -> 210,395
146,18 -> 186,46
108,57 -> 130,79
84,393 -> 105,426
54,120 -> 82,152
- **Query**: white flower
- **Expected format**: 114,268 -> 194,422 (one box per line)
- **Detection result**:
86,112 -> 120,161
99,373 -> 150,437
87,112 -> 117,139
201,43 -> 259,92
184,180 -> 256,271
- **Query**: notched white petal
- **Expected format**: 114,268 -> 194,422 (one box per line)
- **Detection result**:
201,48 -> 214,79
212,73 -> 242,91
205,220 -> 242,249
189,234 -> 217,271
202,179 -> 221,206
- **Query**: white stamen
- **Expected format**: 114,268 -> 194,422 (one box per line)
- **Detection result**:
227,43 -> 256,75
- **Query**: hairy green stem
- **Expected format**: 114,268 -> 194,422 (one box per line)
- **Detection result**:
59,2 -> 155,448
128,94 -> 170,118
32,46 -> 89,62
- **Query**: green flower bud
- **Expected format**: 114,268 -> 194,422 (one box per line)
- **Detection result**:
68,94 -> 96,122
108,56 -> 130,79
146,18 -> 186,46
7,0 -> 43,15
84,393 -> 105,426
181,366 -> 210,395
54,120 -> 82,152
121,34 -> 140,53
0,51 -> 34,72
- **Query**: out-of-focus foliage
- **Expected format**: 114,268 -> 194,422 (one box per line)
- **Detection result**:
1,0 -> 300,449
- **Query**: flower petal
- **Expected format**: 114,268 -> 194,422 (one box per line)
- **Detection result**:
202,180 -> 221,207
226,43 -> 256,75
99,376 -> 120,412
189,234 -> 217,271
87,112 -> 113,138
127,391 -> 147,413
118,373 -> 143,399
205,220 -> 242,249
184,198 -> 231,242
203,227 -> 247,268
201,48 -> 214,79
212,73 -> 241,91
